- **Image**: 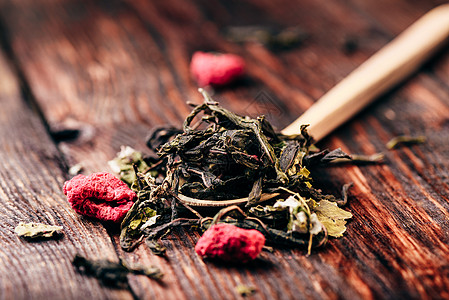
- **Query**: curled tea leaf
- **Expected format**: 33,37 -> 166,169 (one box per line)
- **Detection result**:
15,222 -> 63,239
336,182 -> 353,206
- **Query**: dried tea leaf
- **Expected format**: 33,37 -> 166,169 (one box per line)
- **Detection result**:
335,182 -> 353,206
235,284 -> 257,297
225,25 -> 307,50
73,255 -> 129,287
315,200 -> 352,237
386,135 -> 426,149
15,222 -> 63,239
248,205 -> 289,229
305,149 -> 384,165
349,153 -> 385,163
108,146 -> 149,186
319,148 -> 351,163
120,207 -> 158,251
145,239 -> 167,256
72,254 -> 163,288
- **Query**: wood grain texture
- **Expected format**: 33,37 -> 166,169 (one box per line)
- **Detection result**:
0,0 -> 448,299
0,49 -> 132,299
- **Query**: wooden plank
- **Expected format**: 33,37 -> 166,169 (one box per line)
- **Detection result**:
0,50 -> 132,298
0,0 -> 448,299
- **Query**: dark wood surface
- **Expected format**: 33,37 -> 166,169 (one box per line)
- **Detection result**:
0,0 -> 448,299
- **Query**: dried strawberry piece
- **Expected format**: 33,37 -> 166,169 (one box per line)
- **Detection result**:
190,51 -> 245,86
63,172 -> 136,223
195,223 -> 265,262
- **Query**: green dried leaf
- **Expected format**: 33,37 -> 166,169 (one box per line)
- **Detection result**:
318,148 -> 351,163
145,239 -> 167,256
314,200 -> 352,237
329,152 -> 385,164
73,254 -> 163,288
120,207 -> 158,251
386,135 -> 426,149
235,284 -> 257,297
15,222 -> 63,239
248,205 -> 289,229
350,153 -> 385,163
108,146 -> 149,186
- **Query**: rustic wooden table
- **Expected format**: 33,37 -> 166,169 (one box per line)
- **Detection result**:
0,0 -> 448,299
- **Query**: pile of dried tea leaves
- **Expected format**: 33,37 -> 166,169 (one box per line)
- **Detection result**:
113,89 -> 354,255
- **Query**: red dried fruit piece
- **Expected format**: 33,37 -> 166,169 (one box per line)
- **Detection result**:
195,223 -> 265,263
63,172 -> 136,223
190,51 -> 245,86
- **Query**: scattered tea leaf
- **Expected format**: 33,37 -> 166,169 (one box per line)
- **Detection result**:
225,25 -> 307,50
72,254 -> 163,288
309,149 -> 384,164
235,284 -> 257,297
386,135 -> 426,149
73,255 -> 129,288
15,222 -> 63,239
349,153 -> 385,163
146,239 -> 167,256
336,182 -> 353,206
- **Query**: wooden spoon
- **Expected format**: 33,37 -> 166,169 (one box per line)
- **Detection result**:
179,4 -> 449,208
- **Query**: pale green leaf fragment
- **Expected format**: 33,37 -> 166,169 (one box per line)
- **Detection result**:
140,215 -> 160,231
128,208 -> 157,231
15,222 -> 63,239
235,285 -> 256,297
108,146 -> 149,186
315,200 -> 352,238
386,135 -> 426,149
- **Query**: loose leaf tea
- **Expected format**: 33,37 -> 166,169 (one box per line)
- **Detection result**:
115,89 -> 352,256
15,222 -> 63,239
72,254 -> 163,288
225,25 -> 307,50
386,135 -> 426,149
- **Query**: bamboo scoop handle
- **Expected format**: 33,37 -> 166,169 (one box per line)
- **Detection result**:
281,4 -> 449,141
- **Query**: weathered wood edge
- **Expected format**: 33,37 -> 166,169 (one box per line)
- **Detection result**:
0,49 -> 133,299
